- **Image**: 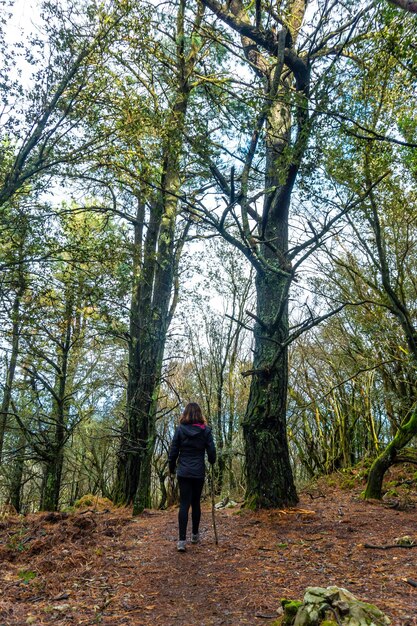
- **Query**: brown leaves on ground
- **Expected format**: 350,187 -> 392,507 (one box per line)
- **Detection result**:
0,480 -> 417,626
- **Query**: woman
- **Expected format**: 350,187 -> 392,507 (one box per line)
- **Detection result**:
168,402 -> 216,552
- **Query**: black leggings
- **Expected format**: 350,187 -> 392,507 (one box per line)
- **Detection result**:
177,476 -> 205,540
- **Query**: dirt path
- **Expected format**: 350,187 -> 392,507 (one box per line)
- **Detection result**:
1,487 -> 417,625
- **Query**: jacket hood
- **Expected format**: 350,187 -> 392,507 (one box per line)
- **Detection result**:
180,423 -> 206,436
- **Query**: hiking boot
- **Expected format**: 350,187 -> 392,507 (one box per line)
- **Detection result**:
191,533 -> 200,544
177,540 -> 186,552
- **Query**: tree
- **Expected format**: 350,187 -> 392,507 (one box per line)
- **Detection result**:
0,1 -> 129,209
0,201 -> 127,511
314,6 -> 417,497
0,203 -> 28,461
191,0 -> 376,507
97,0 -> 211,513
287,309 -> 398,480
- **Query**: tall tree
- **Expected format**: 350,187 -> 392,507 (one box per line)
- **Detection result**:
0,203 -> 126,511
98,0 -> 210,512
193,0 -> 375,507
315,6 -> 417,497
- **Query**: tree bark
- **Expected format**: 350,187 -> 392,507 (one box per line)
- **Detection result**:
0,284 -> 24,462
40,450 -> 64,511
365,409 -> 417,499
8,432 -> 26,513
39,296 -> 72,511
243,269 -> 298,507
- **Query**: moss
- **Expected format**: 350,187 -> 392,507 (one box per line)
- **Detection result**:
17,569 -> 36,583
281,599 -> 302,624
340,477 -> 356,490
243,495 -> 259,510
61,505 -> 75,514
320,621 -> 338,626
281,599 -> 302,614
74,494 -> 113,510
74,495 -> 94,507
359,600 -> 388,614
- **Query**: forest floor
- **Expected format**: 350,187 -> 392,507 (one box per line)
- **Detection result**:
1,469 -> 417,626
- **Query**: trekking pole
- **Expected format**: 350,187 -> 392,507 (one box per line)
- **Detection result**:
210,465 -> 218,545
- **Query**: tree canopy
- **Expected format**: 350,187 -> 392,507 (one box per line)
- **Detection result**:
1,0 -> 417,512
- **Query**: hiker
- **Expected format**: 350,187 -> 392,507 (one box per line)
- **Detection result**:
168,402 -> 216,552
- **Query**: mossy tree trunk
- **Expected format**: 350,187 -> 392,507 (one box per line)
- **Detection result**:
243,268 -> 298,507
114,0 -> 205,513
200,0 -> 309,507
365,408 -> 417,499
8,431 -> 26,513
363,152 -> 417,499
39,296 -> 73,512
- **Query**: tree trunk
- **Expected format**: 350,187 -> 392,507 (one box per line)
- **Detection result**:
243,269 -> 298,508
241,42 -> 305,508
0,286 -> 23,462
39,297 -> 72,511
364,408 -> 417,499
8,433 -> 26,513
115,181 -> 180,510
40,450 -> 64,511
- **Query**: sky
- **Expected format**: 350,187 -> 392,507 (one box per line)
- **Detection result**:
7,0 -> 38,37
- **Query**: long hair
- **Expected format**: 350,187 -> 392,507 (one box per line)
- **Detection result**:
180,402 -> 207,425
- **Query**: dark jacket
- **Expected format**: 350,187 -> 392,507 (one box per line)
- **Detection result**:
168,423 -> 216,479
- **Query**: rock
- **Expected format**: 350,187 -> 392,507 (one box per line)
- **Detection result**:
303,587 -> 340,605
326,587 -> 357,603
52,604 -> 71,612
293,604 -> 321,626
280,586 -> 391,626
333,600 -> 350,614
215,497 -> 229,509
394,535 -> 414,546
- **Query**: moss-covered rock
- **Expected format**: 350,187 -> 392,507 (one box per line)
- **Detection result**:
278,586 -> 390,626
281,599 -> 303,625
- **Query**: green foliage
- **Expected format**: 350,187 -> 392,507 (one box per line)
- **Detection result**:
17,570 -> 37,583
6,525 -> 28,553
